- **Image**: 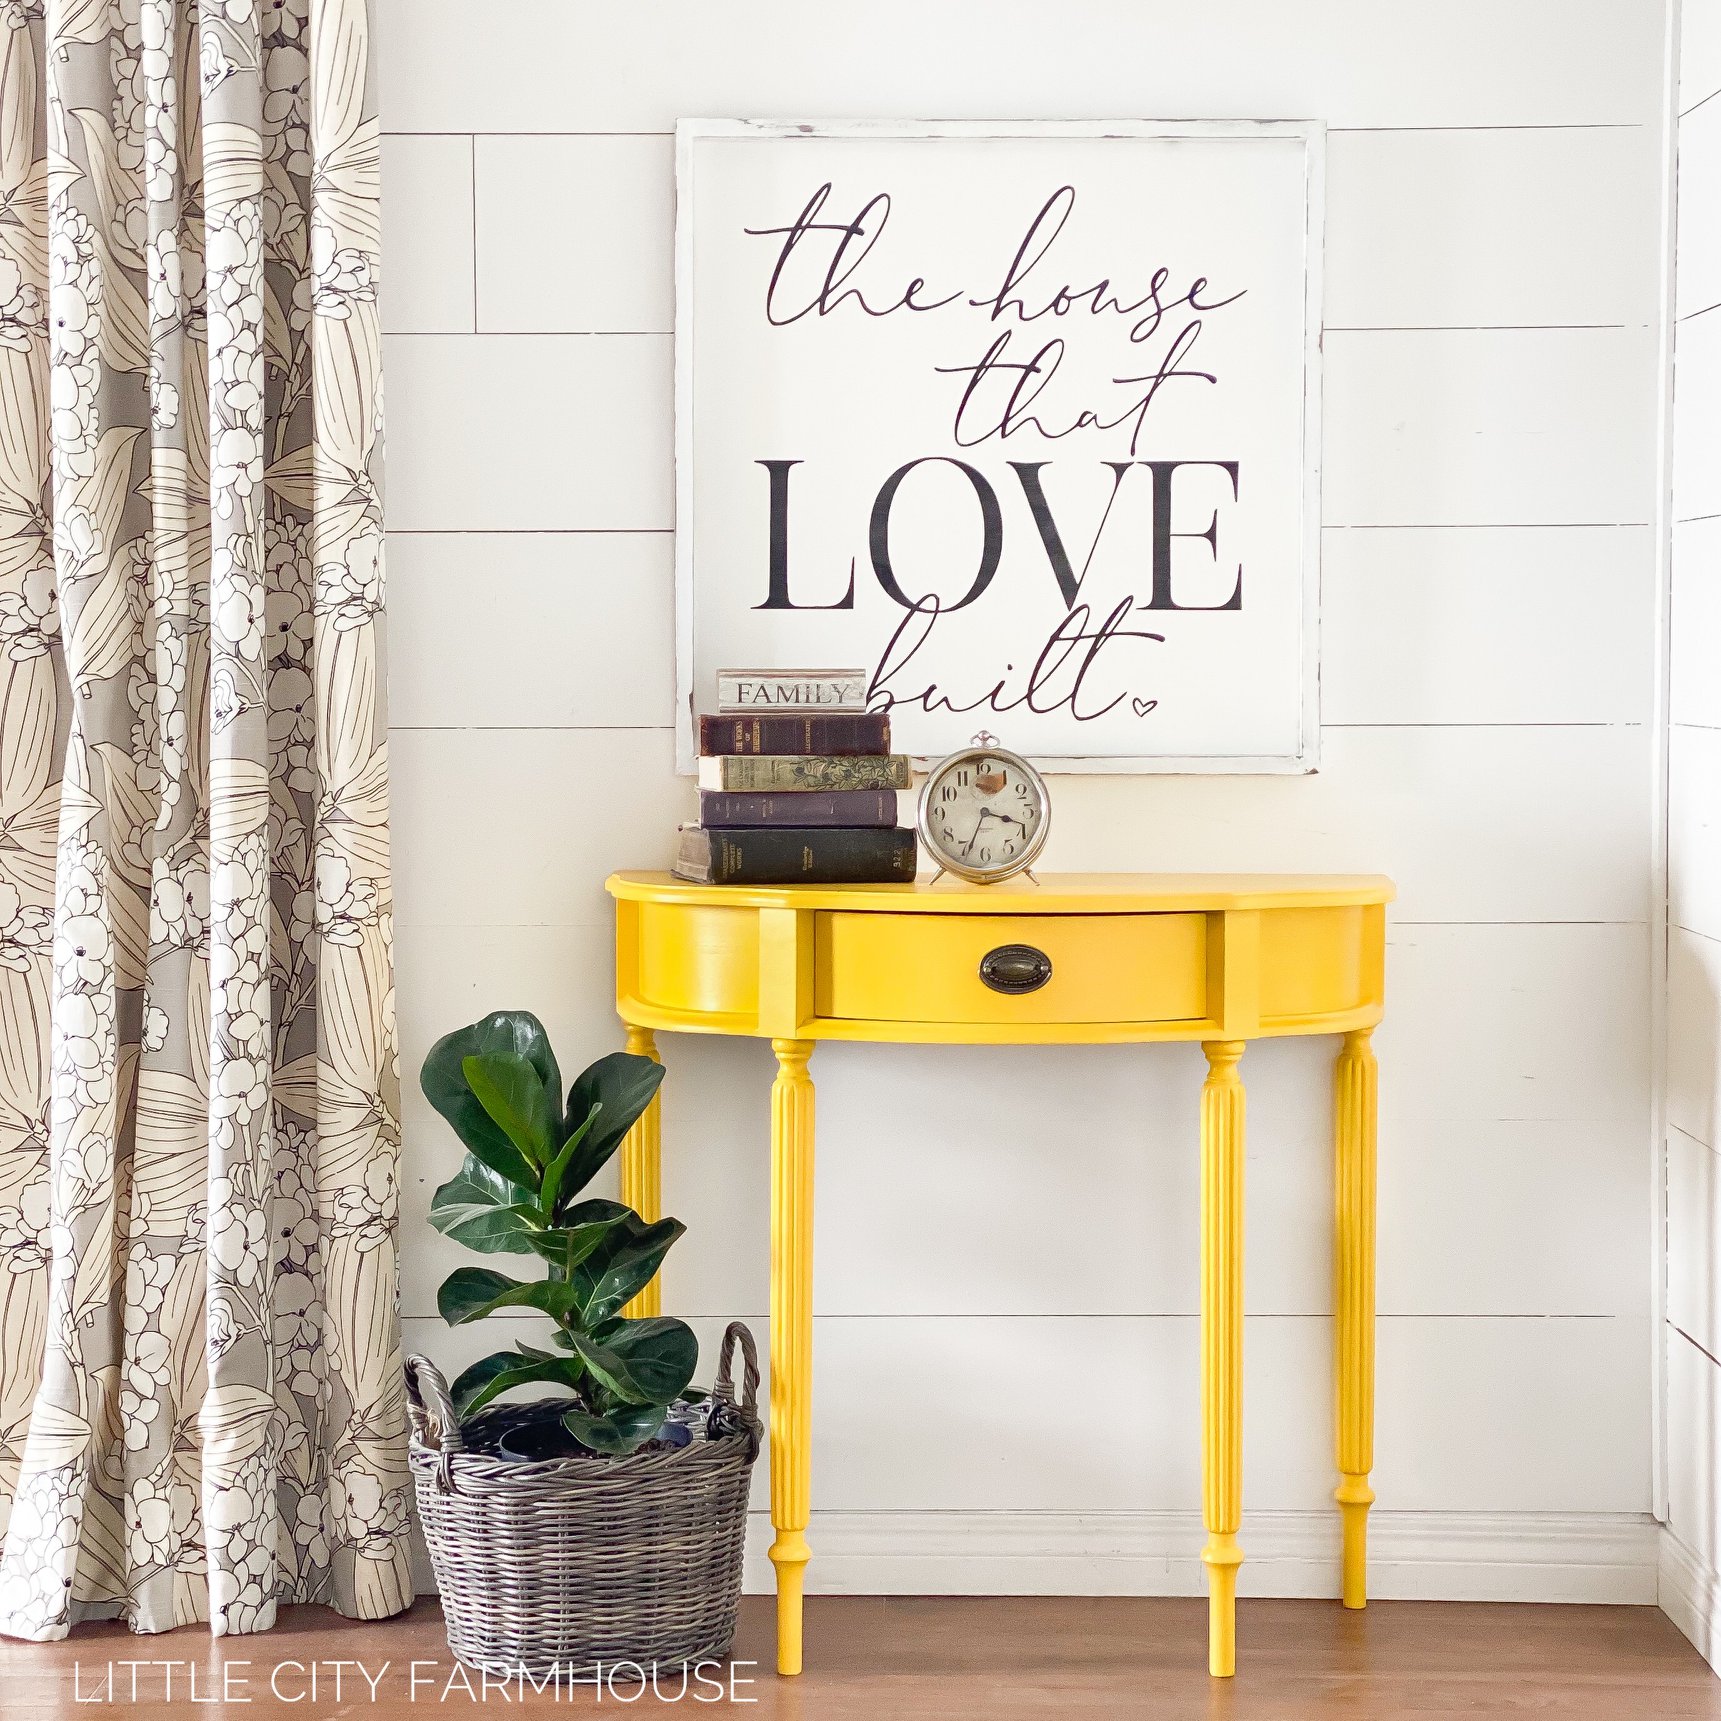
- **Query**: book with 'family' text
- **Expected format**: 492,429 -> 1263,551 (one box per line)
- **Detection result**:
715,668 -> 867,712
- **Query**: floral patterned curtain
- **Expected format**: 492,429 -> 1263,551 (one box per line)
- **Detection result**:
0,0 -> 409,1637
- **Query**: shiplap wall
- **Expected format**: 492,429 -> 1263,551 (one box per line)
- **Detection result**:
1663,0 -> 1721,1658
376,0 -> 1666,1598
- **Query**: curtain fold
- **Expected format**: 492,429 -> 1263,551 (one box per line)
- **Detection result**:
0,0 -> 408,1638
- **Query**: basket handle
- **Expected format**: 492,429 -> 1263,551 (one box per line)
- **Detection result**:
712,1321 -> 760,1425
404,1355 -> 464,1491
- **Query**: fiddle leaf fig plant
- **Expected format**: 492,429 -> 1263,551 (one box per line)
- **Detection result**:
422,1010 -> 697,1455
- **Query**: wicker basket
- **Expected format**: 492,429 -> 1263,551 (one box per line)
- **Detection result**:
405,1322 -> 761,1678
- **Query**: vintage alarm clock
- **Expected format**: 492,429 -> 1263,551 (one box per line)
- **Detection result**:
916,736 -> 1050,884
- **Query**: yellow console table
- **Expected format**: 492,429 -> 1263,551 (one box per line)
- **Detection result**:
604,871 -> 1392,1678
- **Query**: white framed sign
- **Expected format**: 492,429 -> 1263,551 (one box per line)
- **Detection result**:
675,119 -> 1324,773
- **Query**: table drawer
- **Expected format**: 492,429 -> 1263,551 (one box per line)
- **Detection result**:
816,912 -> 1207,1025
632,902 -> 759,1017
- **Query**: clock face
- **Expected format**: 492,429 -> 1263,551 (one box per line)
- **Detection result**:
918,748 -> 1049,881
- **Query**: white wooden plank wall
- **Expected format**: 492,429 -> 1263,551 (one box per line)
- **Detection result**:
1666,0 -> 1721,1618
374,0 -> 1665,1595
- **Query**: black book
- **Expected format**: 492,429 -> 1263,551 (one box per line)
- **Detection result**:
699,790 -> 897,829
673,825 -> 918,885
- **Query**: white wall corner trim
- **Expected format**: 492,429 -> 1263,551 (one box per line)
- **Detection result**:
714,1511 -> 1661,1605
1660,1526 -> 1721,1666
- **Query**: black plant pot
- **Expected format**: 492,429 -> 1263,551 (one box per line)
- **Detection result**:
491,1403 -> 697,1462
496,1418 -> 585,1463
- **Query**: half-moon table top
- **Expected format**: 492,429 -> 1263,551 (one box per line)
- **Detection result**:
605,871 -> 1397,914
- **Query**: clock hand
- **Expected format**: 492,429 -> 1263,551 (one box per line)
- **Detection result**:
961,809 -> 996,857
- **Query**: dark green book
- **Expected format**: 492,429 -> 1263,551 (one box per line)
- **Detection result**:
673,825 -> 918,885
695,754 -> 912,792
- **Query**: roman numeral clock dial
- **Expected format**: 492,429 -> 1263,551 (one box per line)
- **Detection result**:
916,741 -> 1051,885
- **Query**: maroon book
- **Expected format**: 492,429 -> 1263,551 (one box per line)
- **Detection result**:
699,790 -> 897,828
697,711 -> 890,757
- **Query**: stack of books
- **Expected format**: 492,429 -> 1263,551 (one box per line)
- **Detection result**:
674,674 -> 918,885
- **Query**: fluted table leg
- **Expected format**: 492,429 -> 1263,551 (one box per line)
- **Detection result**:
1200,1040 -> 1246,1677
618,1023 -> 662,1319
768,1038 -> 815,1675
1334,1027 -> 1378,1609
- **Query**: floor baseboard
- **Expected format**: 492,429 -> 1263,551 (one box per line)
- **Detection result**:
414,1509 -> 1658,1605
732,1510 -> 1658,1603
1660,1526 -> 1721,1667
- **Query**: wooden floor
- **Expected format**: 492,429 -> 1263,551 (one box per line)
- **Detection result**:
1,1596 -> 1716,1718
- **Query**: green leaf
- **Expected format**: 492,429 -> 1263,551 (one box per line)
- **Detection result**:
574,1213 -> 686,1325
540,1103 -> 599,1220
523,1214 -> 628,1278
557,1054 -> 666,1201
420,1013 -> 564,1186
562,1402 -> 669,1455
429,1158 -> 543,1254
448,1350 -> 527,1414
462,1051 -> 556,1173
425,1010 -> 563,1114
436,1200 -> 544,1255
462,1276 -> 585,1323
566,1316 -> 698,1407
458,1353 -> 587,1418
430,1110 -> 536,1192
560,1198 -> 632,1228
438,1266 -> 527,1326
436,1263 -> 588,1327
438,1152 -> 517,1209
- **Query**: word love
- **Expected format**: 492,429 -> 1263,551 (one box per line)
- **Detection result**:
755,454 -> 1243,616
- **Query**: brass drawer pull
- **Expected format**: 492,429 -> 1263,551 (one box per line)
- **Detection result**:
979,944 -> 1053,995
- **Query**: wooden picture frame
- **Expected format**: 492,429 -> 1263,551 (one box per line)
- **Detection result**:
675,118 -> 1326,774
